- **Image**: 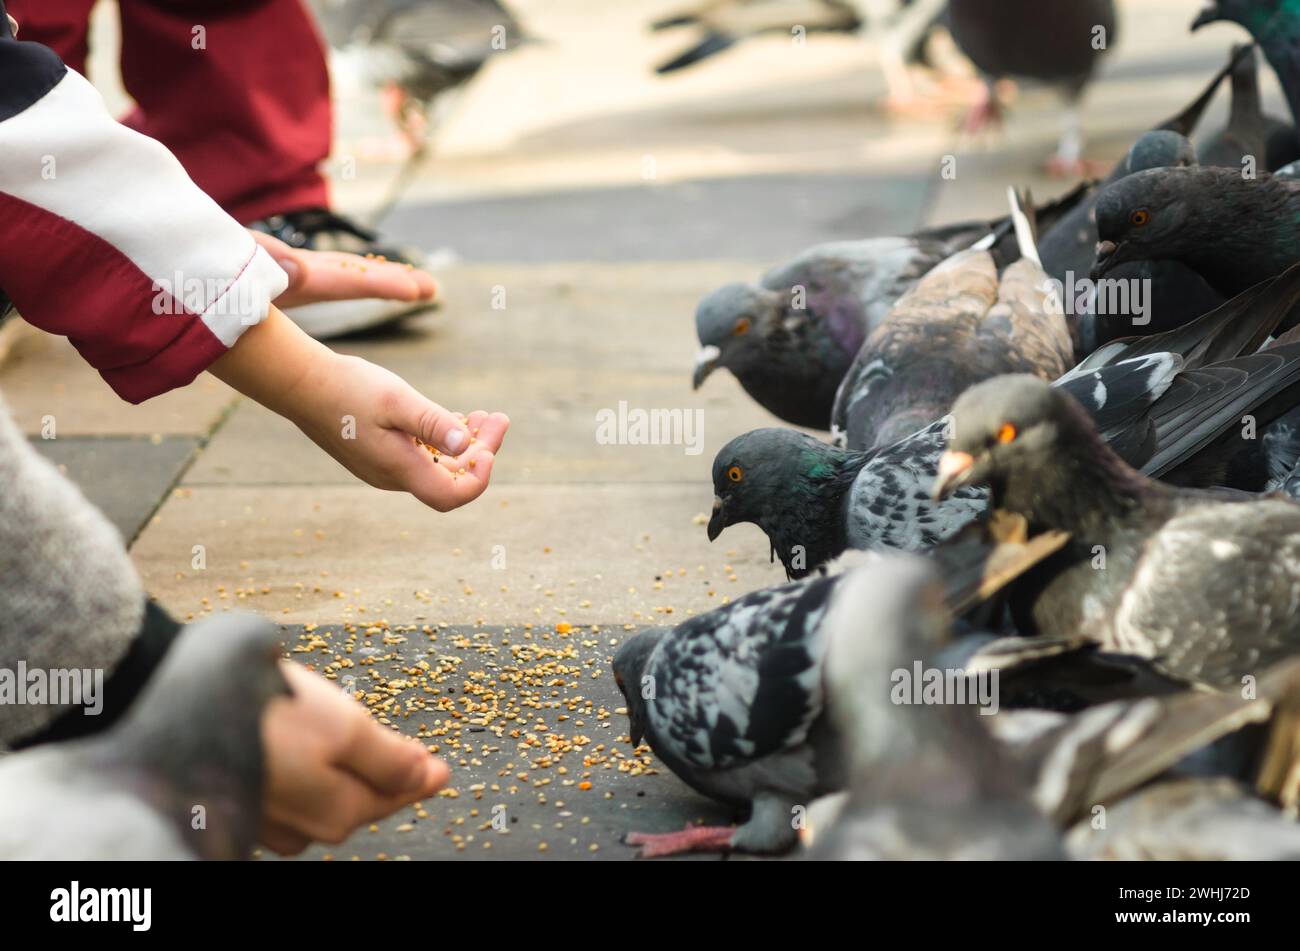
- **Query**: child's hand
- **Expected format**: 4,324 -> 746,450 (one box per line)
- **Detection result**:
210,307 -> 509,513
259,663 -> 449,853
251,230 -> 437,309
288,352 -> 510,512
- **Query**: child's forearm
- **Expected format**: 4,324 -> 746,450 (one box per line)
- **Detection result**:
207,305 -> 334,426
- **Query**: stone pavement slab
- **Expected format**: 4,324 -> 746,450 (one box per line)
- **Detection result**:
131,483 -> 785,628
385,173 -> 933,263
31,435 -> 200,544
264,623 -> 732,862
0,324 -> 237,437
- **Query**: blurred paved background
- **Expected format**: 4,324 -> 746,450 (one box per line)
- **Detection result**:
0,0 -> 1271,859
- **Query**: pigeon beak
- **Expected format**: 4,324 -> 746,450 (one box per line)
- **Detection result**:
692,345 -> 722,390
1090,240 -> 1120,280
932,450 -> 975,500
1190,2 -> 1221,31
706,495 -> 726,541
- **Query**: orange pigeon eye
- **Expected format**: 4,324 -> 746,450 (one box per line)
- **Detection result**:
997,423 -> 1017,444
1130,209 -> 1150,227
727,465 -> 744,483
733,317 -> 751,336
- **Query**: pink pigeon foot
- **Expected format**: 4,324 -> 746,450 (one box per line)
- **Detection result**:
625,825 -> 737,858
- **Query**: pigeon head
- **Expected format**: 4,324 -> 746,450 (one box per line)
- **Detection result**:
934,374 -> 1147,533
1122,130 -> 1196,177
692,282 -> 782,389
612,627 -> 667,747
933,374 -> 1075,501
709,427 -> 860,577
1091,168 -> 1199,279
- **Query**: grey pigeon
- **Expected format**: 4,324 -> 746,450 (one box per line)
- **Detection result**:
830,192 -> 1074,450
692,232 -> 983,428
808,557 -> 1065,860
613,567 -> 847,857
811,565 -> 1300,858
0,615 -> 287,860
709,262 -> 1300,578
310,0 -> 527,139
933,370 -> 1300,687
946,0 -> 1116,174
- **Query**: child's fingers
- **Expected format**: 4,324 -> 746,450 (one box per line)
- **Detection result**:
408,449 -> 496,512
338,718 -> 449,798
460,411 -> 511,456
383,388 -> 472,455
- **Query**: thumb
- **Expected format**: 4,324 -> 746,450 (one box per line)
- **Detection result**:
274,253 -> 305,292
385,385 -> 471,455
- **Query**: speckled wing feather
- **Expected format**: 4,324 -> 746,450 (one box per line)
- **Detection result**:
643,574 -> 837,771
842,354 -> 1180,555
846,419 -> 989,552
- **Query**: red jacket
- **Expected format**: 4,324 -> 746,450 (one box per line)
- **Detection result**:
0,34 -> 286,402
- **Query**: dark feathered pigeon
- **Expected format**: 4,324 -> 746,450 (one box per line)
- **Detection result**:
933,371 -> 1300,686
0,615 -> 287,859
829,196 -> 1074,450
1039,51 -> 1251,351
946,0 -> 1116,174
1039,130 -> 1197,289
709,262 -> 1300,578
1092,166 -> 1300,298
1199,44 -> 1299,172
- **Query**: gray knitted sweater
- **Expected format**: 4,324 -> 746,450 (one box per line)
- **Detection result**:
0,393 -> 145,745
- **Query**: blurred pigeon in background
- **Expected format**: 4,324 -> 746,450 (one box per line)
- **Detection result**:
1193,0 -> 1300,154
0,615 -> 287,860
650,0 -> 956,111
1198,44 -> 1299,171
946,0 -> 1116,175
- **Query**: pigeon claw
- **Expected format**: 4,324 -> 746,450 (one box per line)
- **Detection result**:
625,825 -> 737,858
